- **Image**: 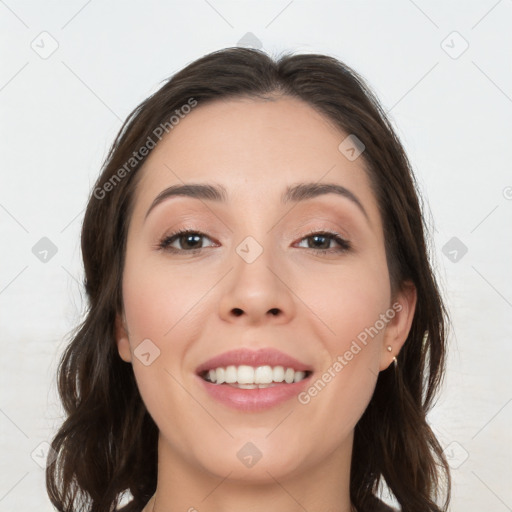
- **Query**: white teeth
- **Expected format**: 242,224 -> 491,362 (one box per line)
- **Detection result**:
225,365 -> 237,383
293,371 -> 306,382
237,383 -> 257,389
203,365 -> 309,385
284,368 -> 295,384
254,365 -> 273,384
216,367 -> 225,385
237,365 -> 254,384
273,366 -> 285,382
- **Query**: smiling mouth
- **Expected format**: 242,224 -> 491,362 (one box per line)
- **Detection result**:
199,364 -> 313,389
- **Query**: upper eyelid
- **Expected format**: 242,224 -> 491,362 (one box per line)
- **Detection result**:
160,218 -> 351,237
159,228 -> 350,250
161,227 -> 347,239
149,205 -> 358,232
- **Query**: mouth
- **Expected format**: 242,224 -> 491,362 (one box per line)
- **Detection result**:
199,365 -> 313,388
194,348 -> 314,410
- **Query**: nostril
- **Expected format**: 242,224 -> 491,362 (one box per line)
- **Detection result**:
230,308 -> 280,316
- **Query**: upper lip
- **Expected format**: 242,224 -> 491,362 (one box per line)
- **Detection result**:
196,348 -> 313,375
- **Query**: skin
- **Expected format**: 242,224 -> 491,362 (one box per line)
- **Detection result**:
115,96 -> 416,512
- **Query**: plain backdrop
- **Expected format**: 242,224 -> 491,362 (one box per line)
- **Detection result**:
1,1 -> 511,510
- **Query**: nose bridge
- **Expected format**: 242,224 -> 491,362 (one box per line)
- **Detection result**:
218,231 -> 295,323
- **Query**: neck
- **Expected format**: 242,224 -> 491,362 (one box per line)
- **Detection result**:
145,431 -> 355,512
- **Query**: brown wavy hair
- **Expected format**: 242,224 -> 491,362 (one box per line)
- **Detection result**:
46,47 -> 451,512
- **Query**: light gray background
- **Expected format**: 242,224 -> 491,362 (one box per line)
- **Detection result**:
1,1 -> 511,510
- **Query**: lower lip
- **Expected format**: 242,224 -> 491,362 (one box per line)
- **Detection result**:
196,375 -> 312,412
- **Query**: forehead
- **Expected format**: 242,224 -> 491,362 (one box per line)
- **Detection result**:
131,96 -> 381,226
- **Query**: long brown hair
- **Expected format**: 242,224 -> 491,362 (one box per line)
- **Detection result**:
46,47 -> 451,512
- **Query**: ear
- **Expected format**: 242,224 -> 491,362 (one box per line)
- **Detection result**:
115,312 -> 132,363
379,281 -> 417,371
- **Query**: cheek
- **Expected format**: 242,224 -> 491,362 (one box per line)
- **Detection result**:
300,259 -> 391,347
121,261 -> 201,443
122,256 -> 207,343
296,275 -> 388,443
120,255 -> 210,402
294,258 -> 390,435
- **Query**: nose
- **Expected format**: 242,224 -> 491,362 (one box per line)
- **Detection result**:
218,238 -> 296,326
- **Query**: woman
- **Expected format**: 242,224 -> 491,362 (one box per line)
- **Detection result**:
46,47 -> 451,512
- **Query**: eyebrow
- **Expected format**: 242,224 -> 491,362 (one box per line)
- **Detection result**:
144,182 -> 369,221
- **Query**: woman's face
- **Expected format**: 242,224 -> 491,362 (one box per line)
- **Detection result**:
116,96 -> 415,482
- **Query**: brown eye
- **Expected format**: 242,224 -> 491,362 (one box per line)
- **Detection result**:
296,231 -> 351,254
159,230 -> 215,253
157,229 -> 350,255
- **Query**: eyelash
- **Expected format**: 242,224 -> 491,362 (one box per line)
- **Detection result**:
157,228 -> 351,256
